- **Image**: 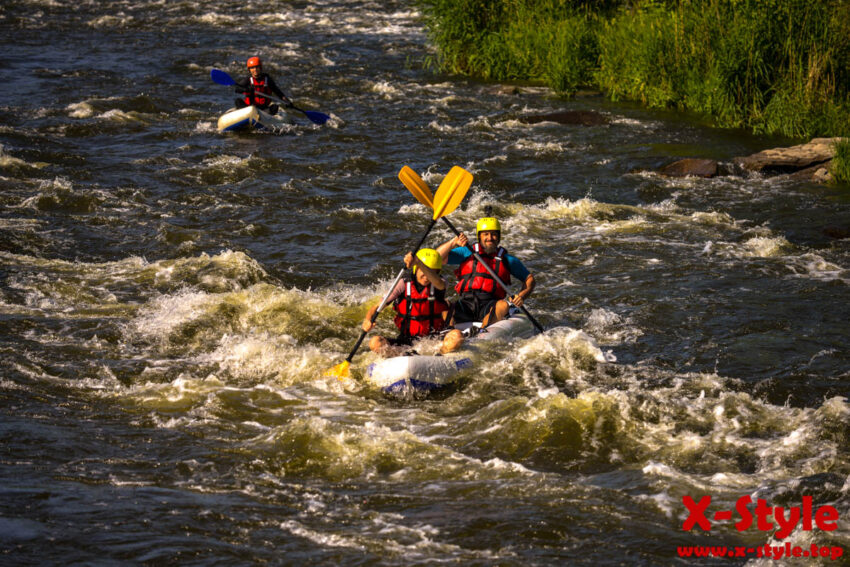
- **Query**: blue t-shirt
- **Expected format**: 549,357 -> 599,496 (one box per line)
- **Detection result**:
446,247 -> 530,281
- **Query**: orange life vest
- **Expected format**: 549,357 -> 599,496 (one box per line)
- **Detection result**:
454,243 -> 511,299
393,280 -> 448,337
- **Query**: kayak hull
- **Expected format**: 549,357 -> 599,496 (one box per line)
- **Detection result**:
366,311 -> 535,395
216,105 -> 293,132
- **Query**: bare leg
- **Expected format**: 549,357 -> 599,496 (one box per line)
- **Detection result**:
482,300 -> 510,328
493,299 -> 511,323
369,335 -> 390,354
369,335 -> 411,357
439,329 -> 464,354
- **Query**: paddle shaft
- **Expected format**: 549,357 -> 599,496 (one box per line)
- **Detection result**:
244,91 -> 328,124
441,217 -> 544,334
243,91 -> 328,124
342,218 -> 438,363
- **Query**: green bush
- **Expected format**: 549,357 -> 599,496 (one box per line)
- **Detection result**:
416,0 -> 850,139
832,139 -> 850,184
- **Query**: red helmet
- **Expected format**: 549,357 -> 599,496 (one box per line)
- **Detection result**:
247,56 -> 261,69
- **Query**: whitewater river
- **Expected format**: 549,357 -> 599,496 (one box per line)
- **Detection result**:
2,1 -> 848,564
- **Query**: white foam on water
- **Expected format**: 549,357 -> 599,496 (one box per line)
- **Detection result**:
203,154 -> 251,168
690,210 -> 737,226
788,253 -> 848,283
397,202 -> 429,216
506,139 -> 568,155
98,108 -> 145,123
742,235 -> 791,257
87,14 -> 134,28
338,206 -> 379,217
609,116 -> 660,129
203,332 -> 329,386
0,145 -> 36,169
369,80 -> 402,98
427,120 -> 458,134
193,121 -> 216,133
130,289 -> 218,341
584,308 -> 643,345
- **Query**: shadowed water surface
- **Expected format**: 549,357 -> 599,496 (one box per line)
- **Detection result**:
1,1 -> 848,565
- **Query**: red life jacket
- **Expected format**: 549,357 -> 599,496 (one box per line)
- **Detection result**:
454,243 -> 511,299
245,75 -> 273,107
393,280 -> 448,337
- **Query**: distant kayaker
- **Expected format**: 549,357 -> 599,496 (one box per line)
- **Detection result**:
362,249 -> 464,356
437,216 -> 536,328
233,56 -> 292,115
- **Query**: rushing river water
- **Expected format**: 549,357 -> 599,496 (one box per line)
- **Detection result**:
2,1 -> 849,565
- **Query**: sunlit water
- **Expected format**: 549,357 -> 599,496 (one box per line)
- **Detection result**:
1,1 -> 848,565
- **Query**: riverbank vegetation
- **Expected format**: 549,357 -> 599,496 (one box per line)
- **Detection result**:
833,139 -> 850,183
417,0 -> 850,181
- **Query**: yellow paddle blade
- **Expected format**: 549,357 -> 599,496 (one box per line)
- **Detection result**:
324,360 -> 350,380
432,166 -> 473,219
398,166 -> 434,208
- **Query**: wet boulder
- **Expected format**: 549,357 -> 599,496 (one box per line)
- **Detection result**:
488,85 -> 523,96
733,137 -> 842,175
658,158 -> 718,178
788,162 -> 834,183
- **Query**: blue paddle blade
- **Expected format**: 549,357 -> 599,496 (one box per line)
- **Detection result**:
303,110 -> 330,125
210,68 -> 235,86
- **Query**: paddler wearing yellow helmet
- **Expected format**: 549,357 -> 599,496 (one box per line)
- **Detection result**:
436,213 -> 536,328
233,55 -> 292,115
362,249 -> 461,356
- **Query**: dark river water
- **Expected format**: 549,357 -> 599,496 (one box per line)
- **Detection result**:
2,1 -> 849,565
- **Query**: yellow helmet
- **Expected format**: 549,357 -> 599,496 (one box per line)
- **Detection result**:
476,217 -> 501,235
413,248 -> 442,273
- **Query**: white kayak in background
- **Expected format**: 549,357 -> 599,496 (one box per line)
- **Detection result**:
366,310 -> 536,395
216,105 -> 294,132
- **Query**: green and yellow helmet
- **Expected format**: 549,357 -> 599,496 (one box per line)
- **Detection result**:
413,248 -> 442,274
476,217 -> 501,235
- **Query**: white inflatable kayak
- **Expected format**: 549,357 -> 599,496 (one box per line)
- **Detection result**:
216,105 -> 294,132
366,310 -> 536,395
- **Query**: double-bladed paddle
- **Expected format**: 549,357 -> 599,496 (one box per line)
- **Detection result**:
325,166 -> 473,379
398,165 -> 545,334
210,68 -> 331,125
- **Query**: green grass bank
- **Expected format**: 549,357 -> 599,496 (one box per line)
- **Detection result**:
416,0 -> 850,181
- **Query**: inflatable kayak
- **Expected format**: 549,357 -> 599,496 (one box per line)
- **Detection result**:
216,105 -> 294,132
366,310 -> 536,395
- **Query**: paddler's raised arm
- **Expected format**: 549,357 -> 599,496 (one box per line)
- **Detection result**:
436,232 -> 468,262
405,251 -> 445,290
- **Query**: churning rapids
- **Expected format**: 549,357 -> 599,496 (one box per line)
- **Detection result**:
1,1 -> 848,565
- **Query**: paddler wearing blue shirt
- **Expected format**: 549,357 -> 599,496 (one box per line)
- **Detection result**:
233,56 -> 292,116
436,216 -> 536,329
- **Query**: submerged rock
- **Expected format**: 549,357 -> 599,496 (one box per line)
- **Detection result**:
823,225 -> 850,239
